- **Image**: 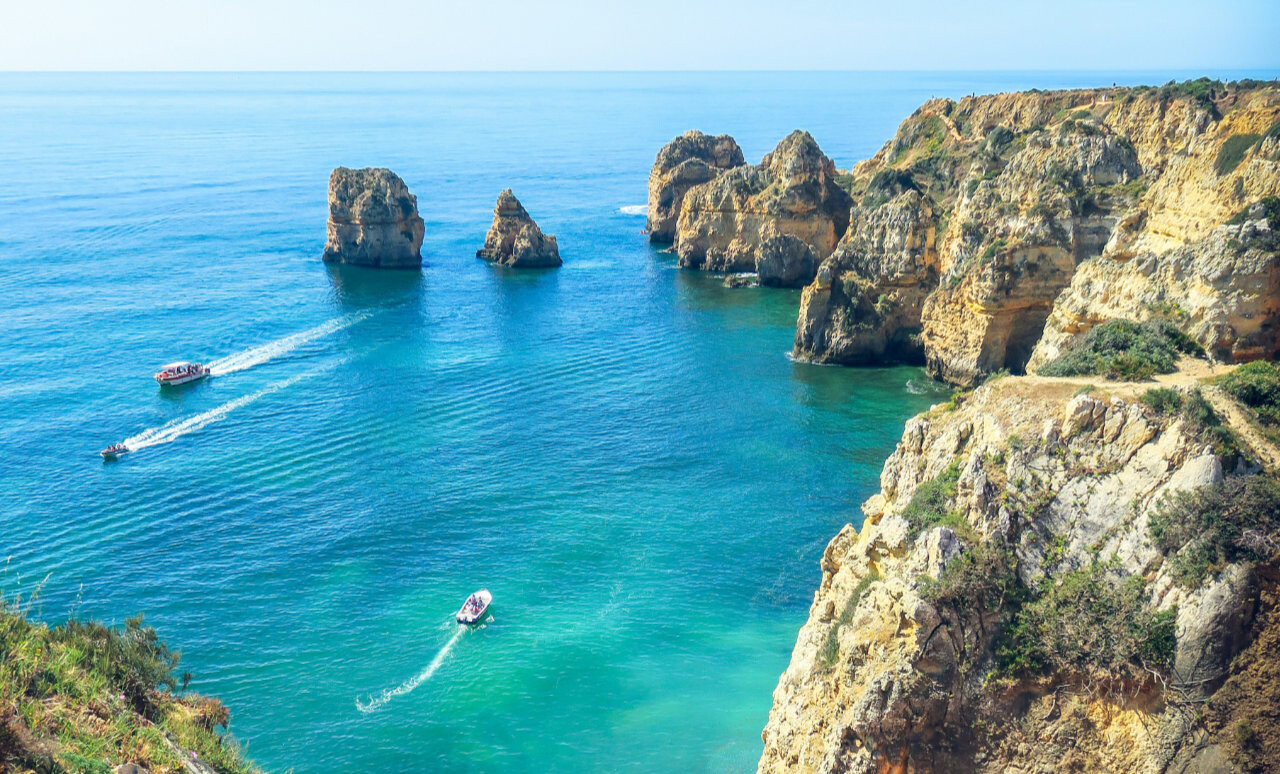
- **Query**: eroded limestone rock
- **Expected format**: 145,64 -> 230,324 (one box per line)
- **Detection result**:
476,189 -> 562,268
646,130 -> 745,242
322,167 -> 425,269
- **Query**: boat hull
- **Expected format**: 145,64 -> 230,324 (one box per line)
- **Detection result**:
155,369 -> 210,386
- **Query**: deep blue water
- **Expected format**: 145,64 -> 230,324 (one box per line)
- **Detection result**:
1,70 -> 1269,772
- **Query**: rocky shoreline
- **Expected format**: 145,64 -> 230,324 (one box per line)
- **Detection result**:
727,79 -> 1280,774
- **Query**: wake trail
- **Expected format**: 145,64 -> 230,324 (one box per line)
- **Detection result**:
207,312 -> 368,377
618,204 -> 647,216
355,626 -> 465,714
121,372 -> 309,451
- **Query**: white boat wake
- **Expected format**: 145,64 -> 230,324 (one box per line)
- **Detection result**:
618,204 -> 647,216
207,313 -> 367,377
121,372 -> 309,452
356,626 -> 465,714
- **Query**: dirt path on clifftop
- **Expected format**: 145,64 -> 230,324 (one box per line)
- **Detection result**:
1013,358 -> 1280,472
1204,386 -> 1280,473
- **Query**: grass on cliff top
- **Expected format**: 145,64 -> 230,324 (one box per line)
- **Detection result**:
1039,319 -> 1202,381
1150,474 -> 1280,587
0,597 -> 260,774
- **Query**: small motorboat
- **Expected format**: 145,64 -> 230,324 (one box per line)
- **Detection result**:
100,443 -> 129,460
154,361 -> 210,386
456,589 -> 492,625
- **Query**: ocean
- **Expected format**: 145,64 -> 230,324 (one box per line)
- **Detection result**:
0,70 -> 1261,772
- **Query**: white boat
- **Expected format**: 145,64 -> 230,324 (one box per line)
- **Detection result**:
154,361 -> 210,386
100,443 -> 129,460
456,589 -> 492,625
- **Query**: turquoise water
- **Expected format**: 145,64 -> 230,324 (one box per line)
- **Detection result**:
0,71 -> 1260,772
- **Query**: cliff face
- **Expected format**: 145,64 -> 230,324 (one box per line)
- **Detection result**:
758,370 -> 1280,774
793,82 -> 1280,386
647,130 -> 746,242
675,130 -> 853,276
476,189 -> 562,268
322,167 -> 425,269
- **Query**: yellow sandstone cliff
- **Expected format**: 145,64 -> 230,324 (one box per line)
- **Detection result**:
793,81 -> 1280,386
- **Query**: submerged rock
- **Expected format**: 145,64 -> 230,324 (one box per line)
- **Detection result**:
646,130 -> 745,242
322,167 -> 425,269
674,130 -> 852,274
476,189 -> 562,268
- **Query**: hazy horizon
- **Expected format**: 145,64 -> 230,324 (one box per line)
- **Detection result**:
5,0 -> 1278,72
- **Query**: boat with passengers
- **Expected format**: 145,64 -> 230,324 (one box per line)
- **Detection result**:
154,361 -> 210,386
100,443 -> 129,460
456,590 -> 492,625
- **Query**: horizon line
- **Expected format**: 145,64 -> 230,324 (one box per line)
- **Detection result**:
2,67 -> 1278,75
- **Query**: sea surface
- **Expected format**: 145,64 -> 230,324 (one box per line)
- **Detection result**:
0,70 -> 1266,772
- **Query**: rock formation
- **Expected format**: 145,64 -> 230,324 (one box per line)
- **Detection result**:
792,81 -> 1280,385
647,130 -> 745,242
755,228 -> 818,288
674,130 -> 853,274
322,167 -> 425,269
476,189 -> 562,268
758,371 -> 1280,774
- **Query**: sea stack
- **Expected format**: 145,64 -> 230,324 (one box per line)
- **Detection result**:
476,189 -> 562,268
321,167 -> 425,269
673,130 -> 852,273
646,130 -> 745,242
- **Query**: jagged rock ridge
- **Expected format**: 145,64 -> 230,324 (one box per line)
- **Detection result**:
673,130 -> 853,282
476,189 -> 562,268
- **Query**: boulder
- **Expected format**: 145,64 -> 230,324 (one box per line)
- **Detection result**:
476,189 -> 562,268
646,130 -> 744,242
755,231 -> 817,288
321,167 -> 425,269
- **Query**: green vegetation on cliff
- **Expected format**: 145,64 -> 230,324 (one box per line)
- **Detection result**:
994,563 -> 1176,686
1219,360 -> 1280,438
1151,475 -> 1280,587
1038,319 -> 1202,381
0,597 -> 260,774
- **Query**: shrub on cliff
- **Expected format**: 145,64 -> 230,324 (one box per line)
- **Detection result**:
994,563 -> 1176,688
1216,133 -> 1263,176
1219,360 -> 1280,433
902,461 -> 971,538
0,599 -> 260,773
1150,474 -> 1280,587
1039,319 -> 1202,381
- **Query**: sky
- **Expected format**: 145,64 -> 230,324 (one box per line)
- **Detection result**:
2,0 -> 1278,71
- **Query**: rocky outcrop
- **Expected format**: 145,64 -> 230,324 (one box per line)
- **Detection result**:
756,229 -> 818,288
758,371 -> 1280,774
1028,200 -> 1280,369
476,189 -> 562,268
322,167 -> 425,269
792,81 -> 1280,386
674,131 -> 853,274
647,131 -> 745,242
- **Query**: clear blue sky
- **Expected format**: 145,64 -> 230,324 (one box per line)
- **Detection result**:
4,0 -> 1278,71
